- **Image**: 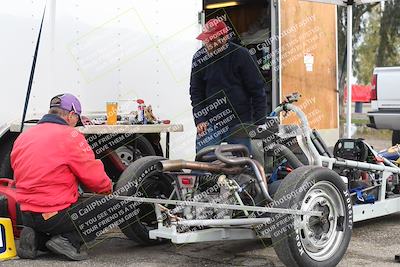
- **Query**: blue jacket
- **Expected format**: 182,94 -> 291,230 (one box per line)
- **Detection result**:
190,42 -> 267,126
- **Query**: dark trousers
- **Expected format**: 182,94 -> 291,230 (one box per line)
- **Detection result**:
21,207 -> 83,249
20,195 -> 115,249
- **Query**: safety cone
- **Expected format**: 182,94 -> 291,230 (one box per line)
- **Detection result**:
0,218 -> 16,260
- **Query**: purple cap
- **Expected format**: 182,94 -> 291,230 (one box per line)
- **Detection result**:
50,93 -> 82,115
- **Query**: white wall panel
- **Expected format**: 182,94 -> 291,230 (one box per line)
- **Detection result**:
0,0 -> 202,159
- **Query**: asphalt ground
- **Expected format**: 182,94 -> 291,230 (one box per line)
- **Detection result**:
2,211 -> 400,267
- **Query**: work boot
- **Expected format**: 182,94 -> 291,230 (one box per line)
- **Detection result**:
37,232 -> 51,253
17,227 -> 39,259
45,235 -> 88,261
395,254 -> 400,262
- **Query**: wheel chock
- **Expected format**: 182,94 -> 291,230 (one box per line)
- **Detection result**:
0,218 -> 16,260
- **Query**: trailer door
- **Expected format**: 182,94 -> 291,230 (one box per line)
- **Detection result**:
279,0 -> 339,144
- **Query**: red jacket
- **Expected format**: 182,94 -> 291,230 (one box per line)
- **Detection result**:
11,114 -> 112,213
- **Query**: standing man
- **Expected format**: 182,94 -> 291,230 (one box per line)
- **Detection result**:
11,93 -> 112,261
190,19 -> 267,153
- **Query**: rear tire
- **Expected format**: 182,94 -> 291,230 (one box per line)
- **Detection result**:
392,130 -> 400,146
270,166 -> 352,267
115,156 -> 175,245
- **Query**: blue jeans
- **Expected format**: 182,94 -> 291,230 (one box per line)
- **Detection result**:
196,124 -> 252,154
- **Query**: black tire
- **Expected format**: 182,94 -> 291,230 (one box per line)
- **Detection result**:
103,135 -> 157,182
270,166 -> 352,267
115,156 -> 175,245
143,133 -> 164,157
392,130 -> 400,146
0,132 -> 18,179
132,135 -> 157,160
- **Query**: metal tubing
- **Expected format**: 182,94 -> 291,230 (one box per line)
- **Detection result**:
248,160 -> 273,202
346,5 -> 353,138
271,0 -> 279,109
160,160 -> 244,175
195,145 -> 219,162
195,145 -> 249,162
82,193 -> 322,217
273,104 -> 322,166
214,145 -> 273,202
382,157 -> 399,169
214,144 -> 251,166
234,191 -> 249,217
177,217 -> 272,227
320,156 -> 400,174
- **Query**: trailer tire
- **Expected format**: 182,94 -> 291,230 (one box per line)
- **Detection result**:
115,156 -> 175,245
270,166 -> 352,267
114,134 -> 156,164
0,132 -> 18,179
392,130 -> 400,146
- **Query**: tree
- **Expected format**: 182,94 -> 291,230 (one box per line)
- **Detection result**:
375,0 -> 400,67
337,3 -> 378,121
338,0 -> 400,85
353,5 -> 381,84
337,0 -> 400,122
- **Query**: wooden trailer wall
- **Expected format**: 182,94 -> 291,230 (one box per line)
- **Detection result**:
279,0 -> 338,144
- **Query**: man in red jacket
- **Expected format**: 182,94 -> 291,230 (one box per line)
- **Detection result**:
11,93 -> 112,261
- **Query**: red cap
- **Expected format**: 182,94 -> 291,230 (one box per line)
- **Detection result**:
196,19 -> 228,42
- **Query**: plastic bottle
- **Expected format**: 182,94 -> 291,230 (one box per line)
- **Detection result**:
137,99 -> 147,124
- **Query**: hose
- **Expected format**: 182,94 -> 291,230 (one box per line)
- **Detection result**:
270,144 -> 304,169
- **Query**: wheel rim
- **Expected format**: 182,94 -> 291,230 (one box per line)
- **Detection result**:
115,142 -> 154,166
295,181 -> 346,262
115,146 -> 135,166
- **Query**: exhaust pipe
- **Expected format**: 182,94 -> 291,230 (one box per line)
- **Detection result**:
214,144 -> 274,203
159,160 -> 244,175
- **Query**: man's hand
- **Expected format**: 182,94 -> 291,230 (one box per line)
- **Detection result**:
196,122 -> 208,135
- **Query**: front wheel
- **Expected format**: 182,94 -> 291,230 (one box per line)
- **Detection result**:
115,156 -> 176,245
270,166 -> 352,267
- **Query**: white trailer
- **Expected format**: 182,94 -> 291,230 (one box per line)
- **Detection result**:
0,0 -> 342,187
0,0 -> 203,162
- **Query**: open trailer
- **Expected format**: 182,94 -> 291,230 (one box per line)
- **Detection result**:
0,0 -> 339,169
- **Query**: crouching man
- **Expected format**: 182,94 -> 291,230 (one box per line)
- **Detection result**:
11,93 -> 112,261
